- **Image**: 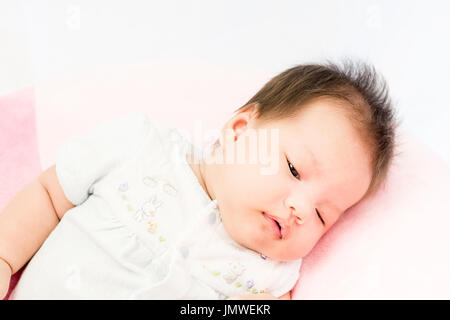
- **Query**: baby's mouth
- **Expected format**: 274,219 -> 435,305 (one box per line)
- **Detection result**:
263,212 -> 283,239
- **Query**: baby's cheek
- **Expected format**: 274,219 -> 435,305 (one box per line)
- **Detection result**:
283,241 -> 308,260
239,215 -> 267,249
289,231 -> 317,259
250,219 -> 269,243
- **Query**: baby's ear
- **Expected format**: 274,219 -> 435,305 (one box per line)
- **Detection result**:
232,118 -> 248,140
223,103 -> 258,141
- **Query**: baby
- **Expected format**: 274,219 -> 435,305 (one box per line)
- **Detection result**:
0,61 -> 397,300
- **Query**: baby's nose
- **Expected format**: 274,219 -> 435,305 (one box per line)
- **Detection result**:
293,213 -> 305,225
285,206 -> 303,225
285,195 -> 314,225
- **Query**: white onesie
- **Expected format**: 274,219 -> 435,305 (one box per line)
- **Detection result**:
11,112 -> 302,299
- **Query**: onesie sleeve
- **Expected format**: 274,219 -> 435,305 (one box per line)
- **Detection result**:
55,112 -> 153,206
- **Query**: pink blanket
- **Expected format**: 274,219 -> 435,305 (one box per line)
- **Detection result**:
2,65 -> 450,299
0,88 -> 40,299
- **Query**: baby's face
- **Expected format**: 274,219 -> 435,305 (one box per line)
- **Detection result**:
210,98 -> 372,261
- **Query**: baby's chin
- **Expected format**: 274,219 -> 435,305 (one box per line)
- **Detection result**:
229,228 -> 305,261
219,209 -> 306,261
245,234 -> 308,261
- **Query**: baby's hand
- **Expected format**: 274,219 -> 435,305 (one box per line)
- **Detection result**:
0,258 -> 12,300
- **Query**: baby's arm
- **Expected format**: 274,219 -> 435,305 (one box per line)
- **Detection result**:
0,165 -> 74,299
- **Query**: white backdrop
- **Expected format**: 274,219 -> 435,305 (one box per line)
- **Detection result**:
1,0 -> 450,166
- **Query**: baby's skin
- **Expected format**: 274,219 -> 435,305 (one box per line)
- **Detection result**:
187,99 -> 372,262
0,97 -> 372,299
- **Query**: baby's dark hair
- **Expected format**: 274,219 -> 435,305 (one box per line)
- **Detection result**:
233,60 -> 399,200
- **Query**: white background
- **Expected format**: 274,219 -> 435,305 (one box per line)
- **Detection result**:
1,0 -> 450,166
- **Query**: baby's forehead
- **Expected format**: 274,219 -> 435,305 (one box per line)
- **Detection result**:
279,104 -> 371,163
265,101 -> 356,132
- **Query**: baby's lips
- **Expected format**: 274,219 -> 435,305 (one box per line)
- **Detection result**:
263,212 -> 291,239
262,212 -> 281,238
275,219 -> 290,239
274,217 -> 292,239
280,224 -> 290,239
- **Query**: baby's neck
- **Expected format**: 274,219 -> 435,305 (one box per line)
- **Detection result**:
186,152 -> 215,201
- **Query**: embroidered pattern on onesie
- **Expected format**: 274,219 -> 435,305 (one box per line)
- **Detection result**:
117,175 -> 178,244
202,262 -> 268,295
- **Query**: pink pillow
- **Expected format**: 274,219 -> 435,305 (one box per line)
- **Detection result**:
292,130 -> 450,299
0,88 -> 41,299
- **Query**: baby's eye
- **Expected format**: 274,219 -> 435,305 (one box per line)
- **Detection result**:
316,209 -> 325,226
287,159 -> 300,180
